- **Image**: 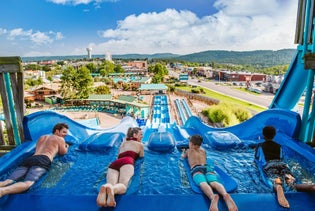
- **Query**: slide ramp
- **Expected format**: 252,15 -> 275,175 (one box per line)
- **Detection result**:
270,51 -> 308,109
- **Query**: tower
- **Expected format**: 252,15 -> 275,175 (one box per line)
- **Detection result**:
86,48 -> 92,59
105,51 -> 112,61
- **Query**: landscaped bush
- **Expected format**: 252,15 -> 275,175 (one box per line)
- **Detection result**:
191,88 -> 200,93
233,107 -> 252,122
202,102 -> 252,127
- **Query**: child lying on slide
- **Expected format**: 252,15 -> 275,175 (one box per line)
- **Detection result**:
181,134 -> 238,211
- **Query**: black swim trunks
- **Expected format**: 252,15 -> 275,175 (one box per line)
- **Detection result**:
20,155 -> 52,170
8,155 -> 52,182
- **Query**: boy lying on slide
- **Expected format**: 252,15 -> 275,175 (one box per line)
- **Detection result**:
181,134 -> 238,211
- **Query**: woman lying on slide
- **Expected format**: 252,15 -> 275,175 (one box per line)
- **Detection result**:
96,127 -> 144,207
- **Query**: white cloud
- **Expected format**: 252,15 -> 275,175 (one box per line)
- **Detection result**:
47,0 -> 118,5
8,28 -> 32,40
92,0 -> 298,54
30,32 -> 53,45
4,28 -> 63,46
0,28 -> 7,35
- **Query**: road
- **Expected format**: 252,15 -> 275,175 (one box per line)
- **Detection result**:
188,79 -> 274,108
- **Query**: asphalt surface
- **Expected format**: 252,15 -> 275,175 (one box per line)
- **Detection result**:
188,79 -> 274,108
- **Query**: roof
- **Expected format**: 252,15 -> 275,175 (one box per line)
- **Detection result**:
88,94 -> 112,100
138,83 -> 168,90
111,99 -> 150,108
117,95 -> 137,103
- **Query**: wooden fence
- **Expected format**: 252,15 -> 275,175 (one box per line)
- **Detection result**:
0,57 -> 25,149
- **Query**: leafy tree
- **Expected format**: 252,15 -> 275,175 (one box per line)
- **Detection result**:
74,66 -> 93,99
60,66 -> 77,99
86,63 -> 97,73
114,64 -> 124,73
24,64 -> 42,70
25,78 -> 43,87
148,63 -> 168,83
42,65 -> 51,72
99,61 -> 115,77
94,85 -> 111,94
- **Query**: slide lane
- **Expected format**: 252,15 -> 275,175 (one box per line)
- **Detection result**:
270,51 -> 308,109
1,109 -> 315,210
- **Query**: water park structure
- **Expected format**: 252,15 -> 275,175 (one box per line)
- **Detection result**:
1,0 -> 315,210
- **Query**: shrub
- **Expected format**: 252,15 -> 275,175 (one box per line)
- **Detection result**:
233,107 -> 252,122
202,102 -> 251,127
191,88 -> 200,93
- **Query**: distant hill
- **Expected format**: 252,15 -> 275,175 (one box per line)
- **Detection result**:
172,49 -> 296,67
113,53 -> 179,60
22,49 -> 296,67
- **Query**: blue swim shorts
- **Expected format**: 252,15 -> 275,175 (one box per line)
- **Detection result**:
192,165 -> 218,186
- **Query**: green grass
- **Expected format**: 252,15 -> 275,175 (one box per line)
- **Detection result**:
176,86 -> 266,113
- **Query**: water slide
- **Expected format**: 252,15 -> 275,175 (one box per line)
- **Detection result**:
270,51 -> 308,109
174,99 -> 187,125
2,82 -> 315,210
1,108 -> 315,211
181,99 -> 193,117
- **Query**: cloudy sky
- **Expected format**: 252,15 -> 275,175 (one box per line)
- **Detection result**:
0,0 -> 298,57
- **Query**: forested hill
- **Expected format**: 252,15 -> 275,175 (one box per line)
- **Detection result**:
113,49 -> 296,67
22,49 -> 296,67
172,49 -> 296,67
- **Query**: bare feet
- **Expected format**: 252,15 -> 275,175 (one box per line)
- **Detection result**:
96,185 -> 107,207
106,184 -> 116,207
0,180 -> 13,188
209,194 -> 219,211
276,185 -> 290,208
223,193 -> 238,211
285,174 -> 296,185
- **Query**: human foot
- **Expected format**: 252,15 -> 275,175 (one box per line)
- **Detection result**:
276,185 -> 290,208
223,193 -> 238,211
0,180 -> 13,188
96,184 -> 107,207
209,194 -> 219,211
106,184 -> 116,207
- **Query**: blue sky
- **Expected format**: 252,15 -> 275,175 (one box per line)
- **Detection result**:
0,0 -> 298,57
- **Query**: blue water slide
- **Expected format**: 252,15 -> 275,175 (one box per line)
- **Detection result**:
181,99 -> 193,117
270,51 -> 308,109
22,110 -> 138,144
174,99 -> 187,124
1,108 -> 315,211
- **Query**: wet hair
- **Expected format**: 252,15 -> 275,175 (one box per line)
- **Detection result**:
263,126 -> 276,139
126,127 -> 142,138
189,134 -> 203,146
52,123 -> 69,133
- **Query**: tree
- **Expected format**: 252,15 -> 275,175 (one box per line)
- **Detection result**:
99,61 -> 115,77
148,63 -> 168,83
94,85 -> 111,94
60,66 -> 77,99
74,66 -> 93,99
86,63 -> 97,73
114,64 -> 124,73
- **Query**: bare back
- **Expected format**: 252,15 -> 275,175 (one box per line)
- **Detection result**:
186,148 -> 206,169
34,134 -> 68,161
118,140 -> 144,158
